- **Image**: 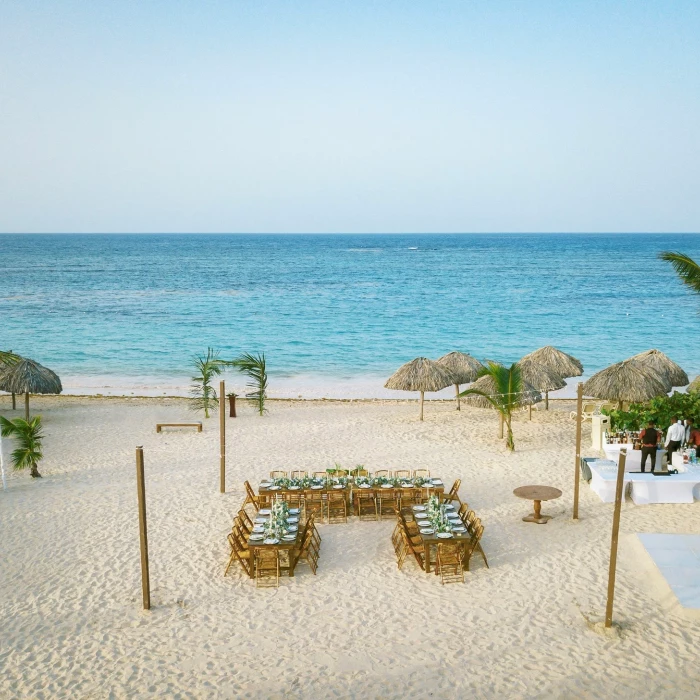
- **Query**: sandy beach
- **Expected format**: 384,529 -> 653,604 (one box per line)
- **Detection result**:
1,395 -> 700,699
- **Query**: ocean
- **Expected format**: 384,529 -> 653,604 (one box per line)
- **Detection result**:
1,233 -> 699,398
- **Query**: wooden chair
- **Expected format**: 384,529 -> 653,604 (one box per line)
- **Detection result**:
441,479 -> 462,506
398,487 -> 420,509
435,543 -> 464,584
458,502 -> 469,519
334,469 -> 348,477
353,468 -> 369,477
243,481 -> 260,511
355,490 -> 378,521
304,490 -> 326,520
309,514 -> 321,550
255,549 -> 280,588
313,471 -> 327,478
465,519 -> 489,569
374,469 -> 391,477
236,510 -> 253,535
378,488 -> 399,521
290,470 -> 307,479
327,491 -> 347,524
391,523 -> 407,570
296,530 -> 319,574
282,492 -> 305,518
413,469 -> 431,478
399,524 -> 425,569
225,532 -> 252,578
394,469 -> 411,478
270,470 -> 287,479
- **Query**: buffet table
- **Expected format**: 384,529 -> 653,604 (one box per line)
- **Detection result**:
587,459 -> 700,504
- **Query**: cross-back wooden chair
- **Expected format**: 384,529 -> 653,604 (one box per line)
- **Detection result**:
282,492 -> 305,518
353,468 -> 369,477
304,490 -> 326,520
391,522 -> 407,570
413,469 -> 431,478
327,491 -> 347,524
243,481 -> 261,511
378,488 -> 399,520
355,489 -> 378,521
313,471 -> 327,478
334,469 -> 348,477
290,470 -> 307,479
270,470 -> 287,479
225,531 -> 253,578
374,469 -> 391,477
255,549 -> 280,588
435,542 -> 464,584
398,487 -> 420,510
394,469 -> 411,478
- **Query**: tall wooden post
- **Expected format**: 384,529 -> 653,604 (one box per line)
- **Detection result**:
455,384 -> 461,411
605,449 -> 627,627
11,393 -> 16,410
545,390 -> 549,410
24,392 -> 30,420
219,380 -> 226,493
419,391 -> 424,421
573,382 -> 583,520
135,446 -> 150,610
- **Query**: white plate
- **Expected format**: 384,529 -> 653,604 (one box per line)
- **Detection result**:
287,517 -> 299,523
289,508 -> 300,514
249,534 -> 264,541
381,484 -> 393,488
444,504 -> 455,510
401,484 -> 413,488
289,485 -> 301,490
432,480 -> 443,485
287,526 -> 299,532
333,484 -> 344,489
259,509 -> 271,515
437,532 -> 453,539
452,527 -> 467,533
419,528 -> 435,535
254,517 -> 268,523
447,514 -> 461,520
263,538 -> 280,545
282,535 -> 297,541
260,481 -> 272,486
268,486 -> 281,491
311,485 -> 323,490
252,525 -> 265,533
413,505 -> 426,511
359,484 -> 370,488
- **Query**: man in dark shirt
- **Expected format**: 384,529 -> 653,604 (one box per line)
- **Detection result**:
639,420 -> 659,473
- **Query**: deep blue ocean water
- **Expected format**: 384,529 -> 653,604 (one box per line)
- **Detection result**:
1,233 -> 700,396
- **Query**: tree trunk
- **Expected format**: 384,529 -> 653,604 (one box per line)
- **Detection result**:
419,391 -> 424,421
12,392 -> 16,410
455,384 -> 460,411
24,392 -> 30,421
498,413 -> 504,438
506,416 -> 515,451
30,463 -> 42,478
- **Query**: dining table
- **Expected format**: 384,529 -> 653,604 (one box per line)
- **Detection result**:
246,508 -> 305,577
406,505 -> 470,573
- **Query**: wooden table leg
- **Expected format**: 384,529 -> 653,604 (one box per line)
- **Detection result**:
522,499 -> 552,524
425,544 -> 431,573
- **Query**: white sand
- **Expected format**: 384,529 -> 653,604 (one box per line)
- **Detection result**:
1,396 -> 700,699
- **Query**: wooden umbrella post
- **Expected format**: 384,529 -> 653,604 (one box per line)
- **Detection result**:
24,392 -> 30,420
573,382 -> 583,520
545,390 -> 549,410
605,449 -> 627,627
419,391 -> 424,421
219,380 -> 226,494
455,384 -> 461,411
11,393 -> 16,410
135,446 -> 150,610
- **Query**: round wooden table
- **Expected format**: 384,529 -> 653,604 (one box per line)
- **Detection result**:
513,485 -> 562,524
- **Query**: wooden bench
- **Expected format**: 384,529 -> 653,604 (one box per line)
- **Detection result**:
156,422 -> 202,433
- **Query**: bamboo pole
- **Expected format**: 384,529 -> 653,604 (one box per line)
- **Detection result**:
419,391 -> 424,421
605,449 -> 627,627
135,446 -> 150,610
573,382 -> 583,520
219,380 -> 226,494
455,384 -> 461,411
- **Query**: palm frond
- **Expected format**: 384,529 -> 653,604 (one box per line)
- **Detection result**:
232,352 -> 268,416
189,347 -> 222,418
659,251 -> 700,295
0,416 -> 44,475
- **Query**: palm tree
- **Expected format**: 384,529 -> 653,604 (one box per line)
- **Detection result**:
0,415 -> 45,478
459,362 -> 525,451
232,352 -> 268,416
659,251 -> 700,293
0,350 -> 21,366
190,348 -> 222,418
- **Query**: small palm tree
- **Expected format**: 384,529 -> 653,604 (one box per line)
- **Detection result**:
659,251 -> 700,294
459,362 -> 525,451
0,350 -> 21,366
233,352 -> 268,416
190,348 -> 222,418
0,415 -> 45,478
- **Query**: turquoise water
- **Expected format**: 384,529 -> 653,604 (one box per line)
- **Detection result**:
1,233 -> 699,396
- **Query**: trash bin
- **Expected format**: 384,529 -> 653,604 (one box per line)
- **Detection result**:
591,414 -> 610,450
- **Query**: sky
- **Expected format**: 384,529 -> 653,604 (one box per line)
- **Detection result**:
1,1 -> 699,234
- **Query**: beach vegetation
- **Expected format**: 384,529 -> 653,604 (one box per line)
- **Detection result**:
603,392 -> 700,432
190,347 -> 222,418
659,251 -> 700,294
0,415 -> 45,478
459,362 -> 525,451
232,352 -> 268,416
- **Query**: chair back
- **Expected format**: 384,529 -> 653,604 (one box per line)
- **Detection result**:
270,470 -> 287,479
413,469 -> 430,478
394,469 -> 411,478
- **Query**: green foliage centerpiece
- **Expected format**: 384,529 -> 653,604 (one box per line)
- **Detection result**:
425,494 -> 453,534
264,499 -> 290,541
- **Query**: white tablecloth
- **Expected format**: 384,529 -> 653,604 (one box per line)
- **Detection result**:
588,460 -> 700,504
602,444 -> 665,471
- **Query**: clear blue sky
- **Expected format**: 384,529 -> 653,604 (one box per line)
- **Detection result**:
1,1 -> 699,233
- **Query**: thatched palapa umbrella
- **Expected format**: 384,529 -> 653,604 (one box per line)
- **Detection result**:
627,349 -> 688,390
435,352 -> 484,411
520,346 -> 583,409
462,374 -> 542,409
0,358 -> 62,419
385,357 -> 455,421
582,360 -> 667,410
688,376 -> 700,394
0,350 -> 21,410
515,357 -> 566,419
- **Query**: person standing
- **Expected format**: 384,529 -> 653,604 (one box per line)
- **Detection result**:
687,418 -> 700,451
639,420 -> 659,472
665,416 -> 685,466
